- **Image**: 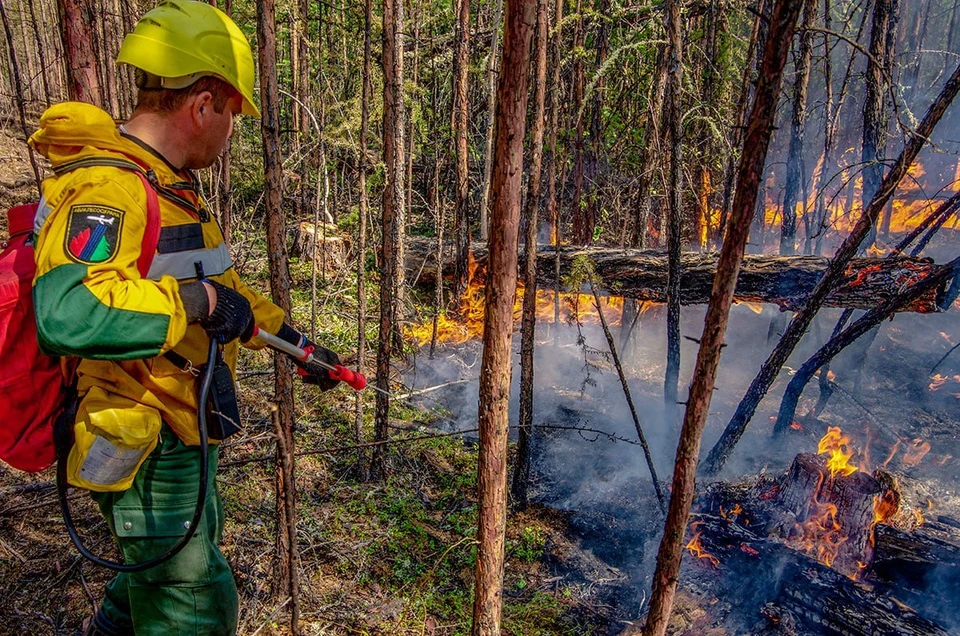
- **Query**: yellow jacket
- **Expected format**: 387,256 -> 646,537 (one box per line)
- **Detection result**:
31,102 -> 285,458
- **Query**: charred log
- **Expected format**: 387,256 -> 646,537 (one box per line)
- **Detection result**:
871,522 -> 960,630
406,239 -> 946,313
674,516 -> 949,635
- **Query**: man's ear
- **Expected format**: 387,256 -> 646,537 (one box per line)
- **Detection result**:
189,91 -> 215,125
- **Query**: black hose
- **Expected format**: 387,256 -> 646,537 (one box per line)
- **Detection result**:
56,338 -> 217,572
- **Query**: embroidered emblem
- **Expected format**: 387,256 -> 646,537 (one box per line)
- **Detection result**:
65,205 -> 124,265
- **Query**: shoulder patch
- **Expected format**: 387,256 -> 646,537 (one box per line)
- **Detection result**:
64,204 -> 125,265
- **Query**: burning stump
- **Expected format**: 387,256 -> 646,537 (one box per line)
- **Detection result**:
773,453 -> 880,578
292,221 -> 350,273
683,429 -> 959,634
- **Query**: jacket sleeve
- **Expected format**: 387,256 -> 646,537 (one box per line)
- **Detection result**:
32,170 -> 190,359
227,268 -> 286,350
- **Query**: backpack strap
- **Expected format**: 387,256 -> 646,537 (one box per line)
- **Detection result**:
133,171 -> 161,278
55,156 -> 161,278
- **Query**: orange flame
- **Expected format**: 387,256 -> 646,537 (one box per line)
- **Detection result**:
873,489 -> 898,524
929,374 -> 960,391
818,427 -> 858,478
790,472 -> 848,570
902,439 -> 932,467
685,522 -> 720,567
759,158 -> 956,250
405,265 -> 632,347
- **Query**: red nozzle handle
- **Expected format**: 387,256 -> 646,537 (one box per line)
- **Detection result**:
329,365 -> 367,391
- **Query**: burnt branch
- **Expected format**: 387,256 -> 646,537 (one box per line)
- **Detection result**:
773,255 -> 960,436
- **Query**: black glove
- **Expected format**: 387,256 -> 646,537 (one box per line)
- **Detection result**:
299,341 -> 342,391
276,324 -> 341,391
198,280 -> 254,343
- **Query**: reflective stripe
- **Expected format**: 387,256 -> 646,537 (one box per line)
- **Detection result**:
146,243 -> 232,281
34,195 -> 51,234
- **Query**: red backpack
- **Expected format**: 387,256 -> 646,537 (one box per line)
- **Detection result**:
0,165 -> 160,472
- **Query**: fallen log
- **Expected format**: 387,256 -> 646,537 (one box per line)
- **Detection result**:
871,521 -> 960,631
405,239 -> 947,312
674,515 -> 949,635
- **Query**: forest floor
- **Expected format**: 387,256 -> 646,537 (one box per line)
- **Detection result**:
0,123 -> 618,635
3,122 -> 960,635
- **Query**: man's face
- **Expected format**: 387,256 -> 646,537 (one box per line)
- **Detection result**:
184,92 -> 242,170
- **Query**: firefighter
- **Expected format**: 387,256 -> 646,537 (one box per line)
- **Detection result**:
30,2 -> 338,634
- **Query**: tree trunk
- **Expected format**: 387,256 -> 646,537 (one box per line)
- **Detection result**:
452,0 -> 471,302
257,0 -> 299,630
26,0 -> 50,107
642,1 -> 804,632
471,0 -> 535,632
479,0 -> 505,242
0,0 -> 41,193
570,0 -> 586,244
546,0 -> 563,344
701,60 -> 960,477
663,0 -> 682,422
719,0 -> 768,241
373,0 -> 406,479
511,0 -> 548,511
632,34 -> 670,248
862,0 -> 900,246
410,240 -> 946,313
58,0 -> 101,106
356,0 -> 373,445
780,0 -> 817,256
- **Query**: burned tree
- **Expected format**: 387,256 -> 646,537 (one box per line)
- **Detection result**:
643,0 -> 804,632
373,0 -> 406,480
702,60 -> 960,477
772,256 -> 960,436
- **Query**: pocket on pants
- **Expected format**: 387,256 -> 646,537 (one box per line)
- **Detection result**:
112,500 -> 213,586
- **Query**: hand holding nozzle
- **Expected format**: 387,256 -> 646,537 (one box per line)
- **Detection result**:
252,326 -> 367,391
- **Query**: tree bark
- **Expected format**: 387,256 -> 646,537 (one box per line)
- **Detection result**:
862,0 -> 900,245
479,0 -> 505,242
373,0 -> 406,479
58,0 -> 102,106
773,255 -> 960,436
452,0 -> 471,302
701,60 -> 960,478
355,0 -> 373,445
780,0 -> 817,256
471,0 -> 535,632
663,0 -> 683,422
642,1 -> 804,632
511,0 -> 548,511
257,0 -> 299,630
410,240 -> 946,313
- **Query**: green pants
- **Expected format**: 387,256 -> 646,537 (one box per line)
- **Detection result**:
91,426 -> 238,635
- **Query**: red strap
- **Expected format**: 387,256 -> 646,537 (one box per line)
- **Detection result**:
134,171 -> 161,278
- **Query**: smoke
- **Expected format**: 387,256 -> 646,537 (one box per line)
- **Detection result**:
401,267 -> 960,626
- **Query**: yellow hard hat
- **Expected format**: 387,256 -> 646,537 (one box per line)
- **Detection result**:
117,1 -> 260,118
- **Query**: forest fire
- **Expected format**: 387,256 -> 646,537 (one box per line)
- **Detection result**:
817,426 -> 858,478
759,158 -> 957,245
405,277 -> 630,346
685,522 -> 721,567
